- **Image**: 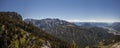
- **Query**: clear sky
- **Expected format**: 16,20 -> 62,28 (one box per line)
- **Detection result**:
0,0 -> 120,22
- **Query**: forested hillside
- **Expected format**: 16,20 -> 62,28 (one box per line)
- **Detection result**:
0,12 -> 72,48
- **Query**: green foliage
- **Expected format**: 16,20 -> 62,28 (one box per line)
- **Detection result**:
1,25 -> 5,30
85,46 -> 89,48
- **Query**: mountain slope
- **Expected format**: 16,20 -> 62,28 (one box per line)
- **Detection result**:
0,12 -> 22,20
24,18 -> 118,48
0,12 -> 71,48
112,22 -> 120,32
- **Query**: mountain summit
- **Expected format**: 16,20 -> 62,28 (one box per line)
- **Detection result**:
24,18 -> 76,30
0,12 -> 22,20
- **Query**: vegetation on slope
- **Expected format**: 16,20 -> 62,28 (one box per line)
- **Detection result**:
0,12 -> 73,48
24,18 -> 120,48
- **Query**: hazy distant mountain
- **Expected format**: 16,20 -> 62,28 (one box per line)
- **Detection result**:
111,22 -> 120,32
73,22 -> 112,28
0,12 -> 71,48
24,18 -> 119,48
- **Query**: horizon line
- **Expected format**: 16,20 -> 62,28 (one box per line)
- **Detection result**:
23,18 -> 120,23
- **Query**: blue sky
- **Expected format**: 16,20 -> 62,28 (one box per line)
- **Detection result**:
0,0 -> 120,22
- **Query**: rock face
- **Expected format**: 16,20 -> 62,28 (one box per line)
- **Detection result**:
24,18 -> 118,48
0,12 -> 71,48
111,42 -> 120,48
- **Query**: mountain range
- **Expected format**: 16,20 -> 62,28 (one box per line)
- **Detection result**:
24,18 -> 120,48
0,12 -> 120,48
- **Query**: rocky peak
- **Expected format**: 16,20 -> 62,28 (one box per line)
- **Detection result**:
24,18 -> 76,30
